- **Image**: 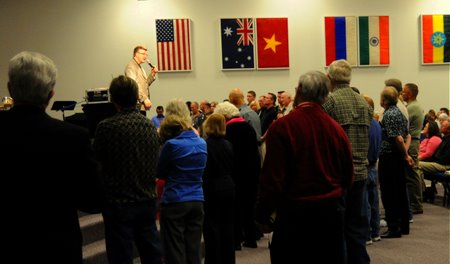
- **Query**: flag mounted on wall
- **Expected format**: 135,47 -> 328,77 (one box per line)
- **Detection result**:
358,16 -> 390,66
324,16 -> 358,66
156,18 -> 192,72
421,14 -> 450,64
256,18 -> 289,69
221,18 -> 256,70
220,17 -> 289,70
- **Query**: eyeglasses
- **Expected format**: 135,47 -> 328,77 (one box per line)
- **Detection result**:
137,52 -> 148,56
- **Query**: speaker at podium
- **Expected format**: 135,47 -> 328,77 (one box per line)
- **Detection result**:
82,102 -> 117,137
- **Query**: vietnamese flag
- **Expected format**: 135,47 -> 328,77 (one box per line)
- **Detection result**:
256,18 -> 289,69
422,14 -> 450,64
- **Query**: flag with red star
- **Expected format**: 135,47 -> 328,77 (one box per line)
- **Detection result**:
256,18 -> 289,69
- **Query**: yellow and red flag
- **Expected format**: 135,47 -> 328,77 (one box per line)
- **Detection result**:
256,18 -> 289,69
422,14 -> 450,64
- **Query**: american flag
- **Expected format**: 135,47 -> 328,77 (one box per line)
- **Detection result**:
156,19 -> 192,71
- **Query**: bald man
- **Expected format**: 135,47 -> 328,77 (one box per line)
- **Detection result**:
229,88 -> 262,141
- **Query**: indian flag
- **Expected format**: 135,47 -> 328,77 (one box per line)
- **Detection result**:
422,14 -> 450,64
324,16 -> 358,66
358,16 -> 390,66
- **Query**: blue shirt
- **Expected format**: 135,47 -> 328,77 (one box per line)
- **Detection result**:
368,119 -> 382,165
150,114 -> 165,128
157,130 -> 207,204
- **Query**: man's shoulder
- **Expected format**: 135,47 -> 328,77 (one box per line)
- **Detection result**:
384,106 -> 399,116
124,60 -> 138,72
383,106 -> 405,123
407,100 -> 423,113
241,107 -> 258,118
44,116 -> 91,141
125,59 -> 136,67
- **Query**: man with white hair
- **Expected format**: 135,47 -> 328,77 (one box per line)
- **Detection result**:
256,71 -> 353,263
277,91 -> 293,119
323,59 -> 372,264
1,51 -> 105,264
438,113 -> 449,128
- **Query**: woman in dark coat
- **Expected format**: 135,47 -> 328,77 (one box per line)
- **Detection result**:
202,113 -> 236,264
214,102 -> 261,249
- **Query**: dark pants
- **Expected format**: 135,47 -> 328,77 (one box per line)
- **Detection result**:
102,200 -> 162,264
234,185 -> 258,246
269,199 -> 346,264
160,201 -> 204,264
379,153 -> 410,234
203,188 -> 235,264
367,164 -> 380,239
344,179 -> 370,264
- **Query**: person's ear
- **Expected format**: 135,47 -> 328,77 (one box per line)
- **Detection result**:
47,90 -> 55,102
49,90 -> 55,99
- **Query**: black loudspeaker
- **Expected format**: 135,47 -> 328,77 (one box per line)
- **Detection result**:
82,103 -> 117,137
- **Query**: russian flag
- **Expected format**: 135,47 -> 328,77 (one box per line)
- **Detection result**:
324,16 -> 357,66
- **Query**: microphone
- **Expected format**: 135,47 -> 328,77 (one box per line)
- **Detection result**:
146,60 -> 154,68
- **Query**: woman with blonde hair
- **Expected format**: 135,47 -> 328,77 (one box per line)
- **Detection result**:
157,98 -> 207,264
249,100 -> 260,113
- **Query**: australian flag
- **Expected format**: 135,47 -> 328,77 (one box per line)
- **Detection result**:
221,18 -> 255,70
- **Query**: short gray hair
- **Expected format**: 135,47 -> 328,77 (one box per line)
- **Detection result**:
165,98 -> 192,127
438,113 -> 449,122
214,101 -> 240,119
8,51 -> 57,107
327,59 -> 352,84
295,71 -> 330,105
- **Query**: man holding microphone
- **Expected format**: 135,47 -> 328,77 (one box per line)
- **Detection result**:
125,45 -> 158,114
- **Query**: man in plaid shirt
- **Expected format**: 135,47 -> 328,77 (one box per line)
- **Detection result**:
323,59 -> 373,264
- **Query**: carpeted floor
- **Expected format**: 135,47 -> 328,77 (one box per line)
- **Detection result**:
234,184 -> 450,264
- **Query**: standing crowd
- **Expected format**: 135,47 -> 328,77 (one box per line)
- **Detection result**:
1,49 -> 449,264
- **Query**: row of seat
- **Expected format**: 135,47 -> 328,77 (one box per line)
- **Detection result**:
424,172 -> 450,207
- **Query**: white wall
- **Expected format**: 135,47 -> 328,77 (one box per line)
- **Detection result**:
1,0 -> 449,118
